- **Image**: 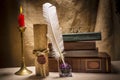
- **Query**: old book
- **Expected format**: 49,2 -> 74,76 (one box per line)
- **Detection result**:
63,32 -> 101,42
49,52 -> 111,73
49,41 -> 96,51
64,41 -> 96,50
64,50 -> 98,57
49,50 -> 98,58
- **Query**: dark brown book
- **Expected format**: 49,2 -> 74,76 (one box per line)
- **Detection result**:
49,41 -> 96,51
64,41 -> 96,50
49,52 -> 111,73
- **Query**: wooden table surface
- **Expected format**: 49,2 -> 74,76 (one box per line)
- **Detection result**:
0,61 -> 120,80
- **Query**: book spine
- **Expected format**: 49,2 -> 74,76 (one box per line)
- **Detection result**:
63,32 -> 101,41
64,41 -> 96,50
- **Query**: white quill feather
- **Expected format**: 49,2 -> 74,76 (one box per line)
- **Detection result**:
43,3 -> 65,64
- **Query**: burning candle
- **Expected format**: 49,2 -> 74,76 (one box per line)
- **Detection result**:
18,6 -> 25,27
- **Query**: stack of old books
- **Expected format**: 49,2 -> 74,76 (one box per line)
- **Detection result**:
49,32 -> 111,72
63,32 -> 101,57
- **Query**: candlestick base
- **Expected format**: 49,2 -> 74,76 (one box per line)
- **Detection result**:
15,67 -> 32,75
15,26 -> 32,75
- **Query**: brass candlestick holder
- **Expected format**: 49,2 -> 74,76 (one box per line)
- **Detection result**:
15,27 -> 32,75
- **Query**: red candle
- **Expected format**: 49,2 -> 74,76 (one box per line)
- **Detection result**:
18,14 -> 25,27
18,6 -> 25,27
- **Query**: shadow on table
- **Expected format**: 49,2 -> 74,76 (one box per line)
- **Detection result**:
111,64 -> 120,74
26,74 -> 71,80
0,72 -> 13,77
27,75 -> 46,80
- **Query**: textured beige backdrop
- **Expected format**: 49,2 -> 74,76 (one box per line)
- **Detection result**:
1,0 -> 120,67
21,0 -> 98,66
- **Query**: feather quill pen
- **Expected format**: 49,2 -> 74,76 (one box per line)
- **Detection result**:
43,3 -> 65,65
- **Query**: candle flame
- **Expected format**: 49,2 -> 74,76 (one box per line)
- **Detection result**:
20,6 -> 22,14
